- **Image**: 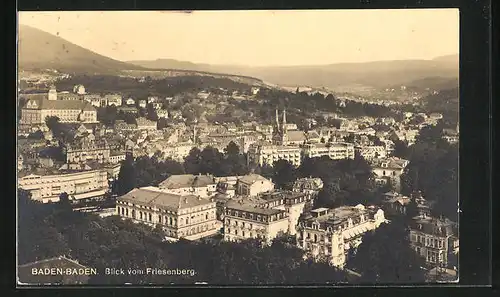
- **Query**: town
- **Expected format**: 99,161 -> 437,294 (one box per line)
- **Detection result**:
18,78 -> 459,284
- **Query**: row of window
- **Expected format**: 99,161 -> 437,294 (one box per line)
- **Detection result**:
412,234 -> 445,249
118,206 -> 214,226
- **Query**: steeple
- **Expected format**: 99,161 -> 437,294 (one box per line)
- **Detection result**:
48,85 -> 57,101
282,109 -> 287,131
275,109 -> 280,132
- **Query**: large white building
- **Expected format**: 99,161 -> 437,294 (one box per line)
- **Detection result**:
223,191 -> 308,243
18,168 -> 109,203
247,143 -> 302,167
296,205 -> 386,268
302,142 -> 355,160
20,87 -> 98,125
116,187 -> 218,240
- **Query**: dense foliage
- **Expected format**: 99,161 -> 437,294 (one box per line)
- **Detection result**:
400,123 -> 458,221
18,190 -> 350,285
55,75 -> 253,99
347,218 -> 427,283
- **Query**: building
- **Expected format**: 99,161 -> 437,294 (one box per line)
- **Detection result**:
138,100 -> 147,108
296,205 -> 386,268
157,109 -> 169,119
272,109 -> 307,145
355,145 -> 387,161
136,117 -> 157,130
104,94 -> 122,106
73,84 -> 86,95
117,106 -> 138,114
18,154 -> 24,171
371,157 -> 409,192
223,200 -> 289,244
109,151 -> 126,164
381,191 -> 411,217
64,134 -> 111,164
302,142 -> 355,160
158,174 -> 217,198
83,94 -> 103,107
292,177 -> 324,201
18,168 -> 109,203
20,87 -> 98,125
116,187 -> 218,240
409,215 -> 458,268
18,256 -> 95,285
236,174 -> 275,197
126,98 -> 136,105
247,143 -> 302,167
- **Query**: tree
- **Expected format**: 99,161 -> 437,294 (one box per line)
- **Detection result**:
45,116 -> 63,138
116,154 -> 136,195
272,160 -> 297,190
392,139 -> 409,159
348,220 -> 426,283
183,147 -> 202,174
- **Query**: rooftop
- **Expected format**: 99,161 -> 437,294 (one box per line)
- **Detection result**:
238,174 -> 271,185
118,187 -> 213,210
159,174 -> 216,189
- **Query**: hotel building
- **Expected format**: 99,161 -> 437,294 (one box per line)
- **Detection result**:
20,87 -> 97,125
302,142 -> 355,160
18,168 -> 109,203
247,143 -> 302,167
409,215 -> 459,268
116,187 -> 218,240
296,205 -> 386,268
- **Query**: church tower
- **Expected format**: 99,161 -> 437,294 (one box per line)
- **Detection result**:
48,86 -> 57,101
275,109 -> 280,133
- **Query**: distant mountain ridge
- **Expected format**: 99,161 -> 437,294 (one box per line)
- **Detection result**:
128,55 -> 459,90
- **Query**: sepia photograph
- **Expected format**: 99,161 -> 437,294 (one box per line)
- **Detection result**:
17,9 -> 459,286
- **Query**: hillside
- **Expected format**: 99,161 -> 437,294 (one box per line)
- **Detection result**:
127,55 -> 459,90
18,25 -> 145,74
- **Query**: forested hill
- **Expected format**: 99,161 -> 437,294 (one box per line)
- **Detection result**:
422,87 -> 459,123
18,25 -> 144,75
54,75 -> 256,98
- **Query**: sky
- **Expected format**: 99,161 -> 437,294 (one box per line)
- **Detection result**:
18,9 -> 459,67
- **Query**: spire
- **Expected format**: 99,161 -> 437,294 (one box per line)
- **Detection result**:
275,109 -> 280,131
282,109 -> 287,130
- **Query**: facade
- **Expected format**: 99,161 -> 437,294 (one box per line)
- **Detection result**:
302,142 -> 355,160
158,174 -> 218,198
65,135 -> 111,164
116,187 -> 218,240
292,177 -> 324,201
223,200 -> 289,244
236,174 -> 275,197
247,143 -> 302,167
109,151 -> 126,164
296,205 -> 386,268
104,94 -> 123,106
409,215 -> 458,268
21,88 -> 97,125
83,94 -> 103,107
136,117 -> 157,130
355,145 -> 387,161
371,157 -> 409,192
381,191 -> 411,217
18,168 -> 109,203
